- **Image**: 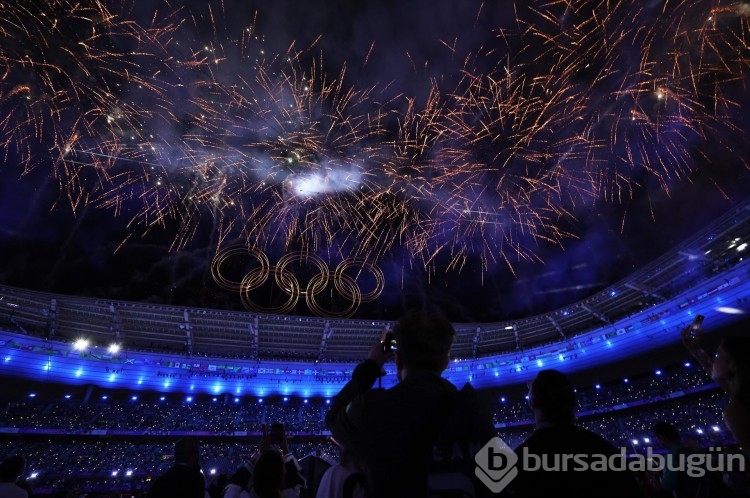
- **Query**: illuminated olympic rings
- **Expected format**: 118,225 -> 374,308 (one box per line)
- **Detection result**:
210,246 -> 385,317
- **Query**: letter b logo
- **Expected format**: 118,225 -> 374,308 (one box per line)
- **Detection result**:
475,437 -> 518,493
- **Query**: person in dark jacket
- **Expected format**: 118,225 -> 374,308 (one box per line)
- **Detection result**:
148,438 -> 206,498
505,369 -> 644,498
326,309 -> 497,497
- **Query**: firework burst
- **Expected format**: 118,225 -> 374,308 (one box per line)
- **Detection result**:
1,0 -> 749,308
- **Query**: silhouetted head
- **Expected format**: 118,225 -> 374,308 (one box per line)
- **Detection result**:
174,438 -> 200,466
714,336 -> 750,406
393,309 -> 455,374
253,450 -> 285,498
654,421 -> 681,449
528,369 -> 577,425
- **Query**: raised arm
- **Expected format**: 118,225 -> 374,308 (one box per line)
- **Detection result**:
680,324 -> 730,392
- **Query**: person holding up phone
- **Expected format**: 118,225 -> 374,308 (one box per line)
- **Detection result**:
681,315 -> 750,452
325,309 -> 497,497
262,423 -> 307,497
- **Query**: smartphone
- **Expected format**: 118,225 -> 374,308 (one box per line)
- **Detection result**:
381,332 -> 398,354
689,315 -> 704,337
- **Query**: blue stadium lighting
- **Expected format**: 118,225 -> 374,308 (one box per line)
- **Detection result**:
558,355 -> 564,361
75,369 -> 83,377
212,384 -> 221,393
163,381 -> 170,388
108,374 -> 116,382
212,397 -> 217,402
595,384 -> 601,389
524,395 -> 529,400
325,399 -> 330,404
101,395 -> 108,400
28,393 -> 36,398
186,396 -> 193,402
3,356 -> 9,362
108,343 -> 120,354
283,397 -> 288,402
234,398 -> 240,403
494,371 -> 499,377
684,362 -> 691,367
159,396 -> 165,401
536,360 -> 543,367
137,377 -> 144,385
303,399 -> 308,404
655,370 -> 662,376
64,394 -> 71,399
624,378 -> 629,383
258,398 -> 264,403
43,362 -> 50,371
131,396 -> 138,401
500,397 -> 506,403
190,384 -> 195,390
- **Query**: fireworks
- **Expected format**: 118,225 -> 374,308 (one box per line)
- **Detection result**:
1,0 -> 749,295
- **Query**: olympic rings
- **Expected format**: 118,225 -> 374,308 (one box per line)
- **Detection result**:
211,246 -> 385,317
334,259 -> 384,302
240,268 -> 298,314
211,246 -> 270,292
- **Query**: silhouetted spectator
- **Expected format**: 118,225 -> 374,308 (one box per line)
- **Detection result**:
299,452 -> 332,498
326,309 -> 497,497
250,449 -> 294,498
315,448 -> 366,498
147,438 -> 206,498
682,324 -> 750,450
223,462 -> 252,498
654,421 -> 735,498
506,369 -> 644,498
264,423 -> 307,497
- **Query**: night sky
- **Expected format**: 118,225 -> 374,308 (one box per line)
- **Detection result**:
1,0 -> 749,322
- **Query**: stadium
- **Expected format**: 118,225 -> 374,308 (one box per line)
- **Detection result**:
2,195 -> 749,495
2,0 -> 750,497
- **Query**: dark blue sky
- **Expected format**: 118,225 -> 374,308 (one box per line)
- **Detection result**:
0,0 -> 749,321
